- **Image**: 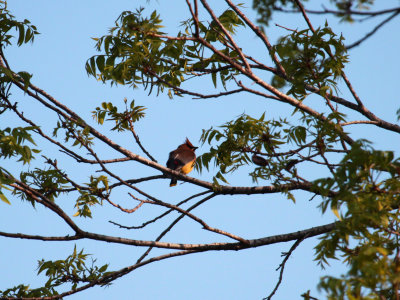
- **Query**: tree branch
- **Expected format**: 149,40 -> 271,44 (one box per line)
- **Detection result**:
265,236 -> 307,300
346,10 -> 400,50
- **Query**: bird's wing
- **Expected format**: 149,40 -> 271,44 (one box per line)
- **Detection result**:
167,150 -> 195,171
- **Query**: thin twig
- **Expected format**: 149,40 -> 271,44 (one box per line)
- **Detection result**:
346,11 -> 400,50
265,236 -> 307,300
135,193 -> 217,263
128,119 -> 157,162
273,5 -> 400,18
128,193 -> 249,244
225,0 -> 287,77
109,191 -> 212,229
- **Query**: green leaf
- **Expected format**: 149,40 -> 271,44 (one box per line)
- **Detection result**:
331,206 -> 341,220
17,71 -> 32,92
96,55 -> 105,72
0,191 -> 11,205
17,23 -> 25,46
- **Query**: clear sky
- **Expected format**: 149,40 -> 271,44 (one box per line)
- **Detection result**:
2,1 -> 400,299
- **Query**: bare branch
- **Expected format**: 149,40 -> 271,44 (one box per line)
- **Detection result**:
0,231 -> 81,241
265,236 -> 307,300
109,191 -> 212,229
225,0 -> 287,77
106,195 -> 145,214
128,118 -> 157,162
273,5 -> 400,18
346,11 -> 400,50
136,192 -> 217,263
341,120 -> 380,126
128,193 -> 249,244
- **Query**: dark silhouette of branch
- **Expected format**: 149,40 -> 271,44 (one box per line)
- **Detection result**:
109,191 -> 212,229
0,232 -> 81,241
128,119 -> 157,162
136,193 -> 217,263
293,0 -> 400,136
273,5 -> 400,18
225,0 -> 287,77
265,236 -> 308,300
0,219 -> 336,251
346,11 -> 400,50
128,193 -> 249,243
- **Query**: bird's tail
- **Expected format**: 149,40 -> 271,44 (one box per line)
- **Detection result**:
169,177 -> 177,187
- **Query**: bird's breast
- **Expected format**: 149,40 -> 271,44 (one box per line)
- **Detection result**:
181,160 -> 195,174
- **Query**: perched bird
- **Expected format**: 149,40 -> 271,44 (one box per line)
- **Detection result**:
166,138 -> 198,187
252,153 -> 269,167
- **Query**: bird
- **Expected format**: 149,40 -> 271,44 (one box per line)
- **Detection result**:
251,153 -> 268,167
166,138 -> 198,187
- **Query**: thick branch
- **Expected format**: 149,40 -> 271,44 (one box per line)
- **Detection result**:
1,219 -> 336,251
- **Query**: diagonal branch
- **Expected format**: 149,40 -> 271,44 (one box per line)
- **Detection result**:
109,191 -> 212,229
200,0 -> 251,71
10,181 -> 83,235
128,119 -> 157,162
273,5 -> 400,18
265,235 -> 308,300
346,10 -> 400,50
225,0 -> 287,77
136,193 -> 217,263
128,193 -> 249,244
293,0 -> 400,136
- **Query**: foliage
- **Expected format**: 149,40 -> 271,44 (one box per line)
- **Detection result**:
271,24 -> 348,98
0,126 -> 39,164
92,99 -> 146,131
0,246 -> 110,298
86,7 -> 245,97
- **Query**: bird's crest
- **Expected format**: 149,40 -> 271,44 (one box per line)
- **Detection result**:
185,138 -> 197,150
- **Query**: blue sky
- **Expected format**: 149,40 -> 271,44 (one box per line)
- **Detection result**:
2,1 -> 400,299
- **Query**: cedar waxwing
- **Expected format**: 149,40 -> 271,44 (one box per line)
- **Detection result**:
166,138 -> 198,187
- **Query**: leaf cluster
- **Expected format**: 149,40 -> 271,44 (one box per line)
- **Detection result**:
313,141 -> 400,298
0,284 -> 58,298
73,175 -> 108,218
53,119 -> 94,148
252,0 -> 375,25
92,99 -> 146,131
86,8 -> 246,98
197,113 -> 306,184
272,25 -> 348,99
0,126 -> 39,164
37,246 -> 111,291
0,167 -> 13,204
252,0 -> 304,26
332,0 -> 375,22
0,2 -> 39,47
17,167 -> 69,205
